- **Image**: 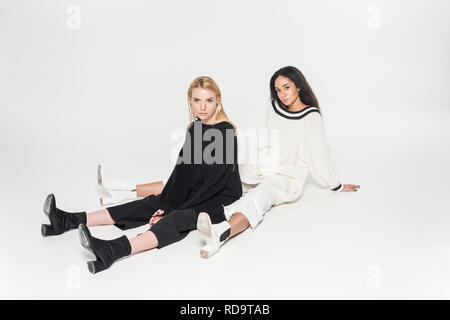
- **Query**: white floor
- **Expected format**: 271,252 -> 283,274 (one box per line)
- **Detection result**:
1,108 -> 450,300
1,0 -> 450,301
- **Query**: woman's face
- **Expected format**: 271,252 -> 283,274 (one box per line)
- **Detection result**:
190,87 -> 218,124
274,75 -> 300,107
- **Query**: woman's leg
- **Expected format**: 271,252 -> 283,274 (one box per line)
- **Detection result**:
79,224 -> 131,274
197,211 -> 250,259
79,228 -> 159,274
129,231 -> 159,254
198,178 -> 285,258
86,208 -> 116,227
149,208 -> 194,249
136,181 -> 164,197
99,181 -> 163,206
41,194 -> 87,237
78,197 -> 162,274
228,212 -> 250,238
97,165 -> 164,204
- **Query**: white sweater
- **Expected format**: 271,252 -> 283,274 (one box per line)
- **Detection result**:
238,100 -> 343,201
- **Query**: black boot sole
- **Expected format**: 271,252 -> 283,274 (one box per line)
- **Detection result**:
41,224 -> 52,237
78,224 -> 97,274
79,224 -> 93,253
43,193 -> 55,218
42,194 -> 56,237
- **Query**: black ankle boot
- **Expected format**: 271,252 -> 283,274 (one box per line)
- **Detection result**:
41,194 -> 87,237
78,224 -> 131,274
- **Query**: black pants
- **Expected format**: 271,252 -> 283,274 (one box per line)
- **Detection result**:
107,195 -> 198,248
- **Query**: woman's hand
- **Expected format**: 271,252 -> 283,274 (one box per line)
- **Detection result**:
149,209 -> 164,227
342,184 -> 360,192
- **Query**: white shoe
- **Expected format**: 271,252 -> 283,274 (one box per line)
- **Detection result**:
97,164 -> 136,191
197,212 -> 231,259
99,190 -> 139,206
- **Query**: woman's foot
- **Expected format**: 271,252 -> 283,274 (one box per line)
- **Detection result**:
99,191 -> 139,206
97,164 -> 137,191
97,164 -> 138,205
78,224 -> 131,274
41,194 -> 87,237
197,212 -> 231,259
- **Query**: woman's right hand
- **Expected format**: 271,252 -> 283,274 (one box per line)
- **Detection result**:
342,184 -> 360,192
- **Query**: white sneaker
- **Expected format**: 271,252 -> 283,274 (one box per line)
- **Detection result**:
197,212 -> 231,259
99,190 -> 139,206
97,164 -> 136,191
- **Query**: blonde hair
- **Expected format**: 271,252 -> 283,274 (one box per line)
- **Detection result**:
187,76 -> 236,131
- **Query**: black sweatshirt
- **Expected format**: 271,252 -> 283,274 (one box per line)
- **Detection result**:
156,119 -> 242,223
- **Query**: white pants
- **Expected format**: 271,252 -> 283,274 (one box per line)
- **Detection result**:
223,175 -> 303,229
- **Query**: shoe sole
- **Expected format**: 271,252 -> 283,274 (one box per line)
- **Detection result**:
97,166 -> 129,193
78,225 -> 98,274
42,194 -> 56,237
86,261 -> 96,274
41,224 -> 48,237
197,212 -> 212,238
43,194 -> 54,218
79,225 -> 94,253
197,212 -> 213,259
199,248 -> 210,259
97,164 -> 102,186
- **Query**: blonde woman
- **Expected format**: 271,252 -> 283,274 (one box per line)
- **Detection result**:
41,76 -> 242,273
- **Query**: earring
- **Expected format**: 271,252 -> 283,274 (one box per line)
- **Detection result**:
189,105 -> 197,120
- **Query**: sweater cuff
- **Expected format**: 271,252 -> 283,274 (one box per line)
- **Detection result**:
331,184 -> 343,192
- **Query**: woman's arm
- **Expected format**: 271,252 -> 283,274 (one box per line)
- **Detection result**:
303,113 -> 349,192
303,114 -> 360,192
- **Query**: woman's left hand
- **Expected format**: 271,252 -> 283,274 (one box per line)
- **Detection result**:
149,209 -> 164,227
342,184 -> 360,192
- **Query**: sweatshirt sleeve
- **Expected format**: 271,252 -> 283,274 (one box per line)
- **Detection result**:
179,163 -> 234,209
303,112 -> 343,192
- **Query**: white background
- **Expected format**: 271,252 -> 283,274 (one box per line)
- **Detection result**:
0,0 -> 449,299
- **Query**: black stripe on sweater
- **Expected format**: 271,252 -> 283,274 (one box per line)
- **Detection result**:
271,101 -> 321,120
332,184 -> 342,191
